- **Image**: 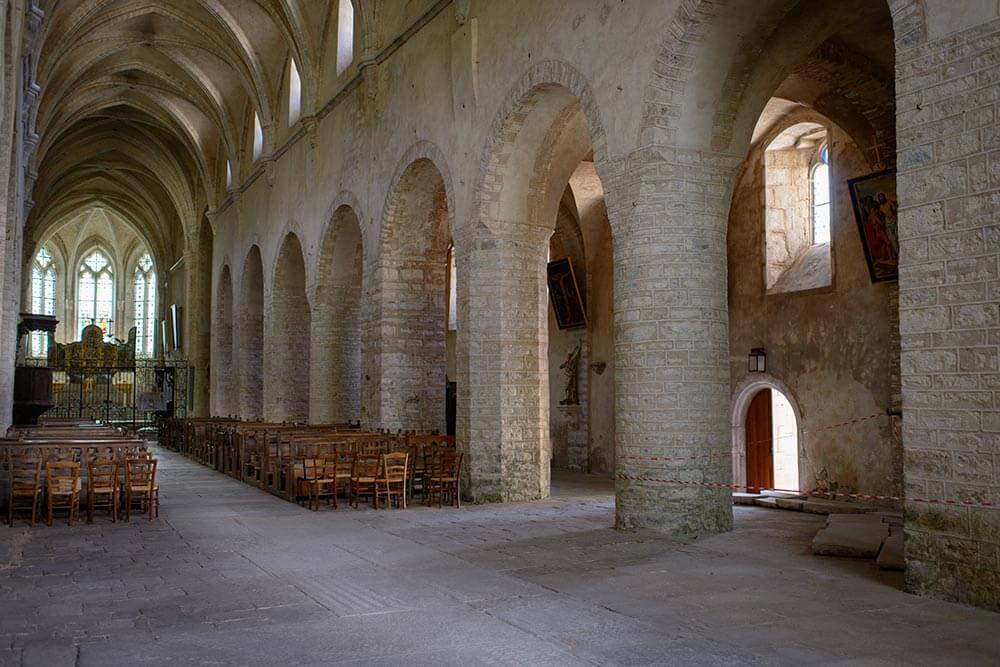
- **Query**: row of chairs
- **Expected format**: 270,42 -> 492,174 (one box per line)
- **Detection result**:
162,418 -> 463,511
8,455 -> 159,525
298,448 -> 463,511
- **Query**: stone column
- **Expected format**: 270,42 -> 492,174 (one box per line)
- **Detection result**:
185,246 -> 211,417
459,223 -> 551,502
894,15 -> 1000,610
613,148 -> 737,536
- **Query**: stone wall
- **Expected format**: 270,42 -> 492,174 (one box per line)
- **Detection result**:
729,124 -> 901,499
764,142 -> 818,290
895,12 -> 1000,610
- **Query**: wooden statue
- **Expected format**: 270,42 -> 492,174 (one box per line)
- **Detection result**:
559,341 -> 582,405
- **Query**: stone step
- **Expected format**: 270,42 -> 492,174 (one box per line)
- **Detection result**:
733,492 -> 763,505
812,514 -> 889,559
877,528 -> 905,570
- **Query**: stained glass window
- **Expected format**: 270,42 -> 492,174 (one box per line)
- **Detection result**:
134,252 -> 156,357
288,59 -> 302,124
78,249 -> 114,338
812,145 -> 831,244
29,247 -> 56,357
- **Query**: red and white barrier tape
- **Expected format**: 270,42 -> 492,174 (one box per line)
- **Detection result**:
615,474 -> 996,509
619,413 -> 894,464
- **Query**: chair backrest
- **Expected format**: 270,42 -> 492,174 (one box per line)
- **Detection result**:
9,455 -> 41,489
302,458 -> 325,478
87,460 -> 118,490
440,450 -> 463,477
382,452 -> 408,483
353,453 -> 380,478
46,460 -> 81,493
334,450 -> 355,476
126,458 -> 157,490
423,445 -> 444,475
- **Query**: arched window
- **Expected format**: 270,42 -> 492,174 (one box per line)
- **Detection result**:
29,247 -> 56,357
225,160 -> 233,189
252,112 -> 264,160
763,123 -> 832,293
811,144 -> 831,244
134,252 -> 156,357
288,59 -> 302,125
78,249 -> 114,338
336,0 -> 355,75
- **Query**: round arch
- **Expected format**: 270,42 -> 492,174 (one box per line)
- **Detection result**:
730,373 -> 804,493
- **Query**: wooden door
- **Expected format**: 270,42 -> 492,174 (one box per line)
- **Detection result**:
745,389 -> 773,491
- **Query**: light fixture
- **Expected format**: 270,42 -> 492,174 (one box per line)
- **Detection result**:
748,348 -> 766,373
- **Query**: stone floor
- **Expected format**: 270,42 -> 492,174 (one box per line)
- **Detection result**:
1,448 -> 998,666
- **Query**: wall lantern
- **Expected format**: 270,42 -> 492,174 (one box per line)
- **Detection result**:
748,348 -> 766,373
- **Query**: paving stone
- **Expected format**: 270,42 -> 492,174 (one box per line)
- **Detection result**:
732,493 -> 761,505
801,499 -> 874,515
2,449 -> 999,666
877,529 -> 906,571
812,514 -> 889,558
775,497 -> 805,511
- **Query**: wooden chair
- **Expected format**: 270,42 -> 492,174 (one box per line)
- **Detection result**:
331,450 -> 355,509
125,458 -> 159,521
295,457 -> 322,503
425,450 -> 463,508
45,461 -> 82,526
350,454 -> 380,509
301,458 -> 336,511
87,460 -> 119,523
379,452 -> 409,509
7,455 -> 42,526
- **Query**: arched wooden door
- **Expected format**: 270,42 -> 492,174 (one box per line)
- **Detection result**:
745,389 -> 773,491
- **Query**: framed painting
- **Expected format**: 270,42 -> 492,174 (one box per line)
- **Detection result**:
547,258 -> 587,330
848,168 -> 899,282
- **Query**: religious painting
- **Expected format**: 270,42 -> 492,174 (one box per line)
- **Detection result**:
848,168 -> 899,282
547,258 -> 587,330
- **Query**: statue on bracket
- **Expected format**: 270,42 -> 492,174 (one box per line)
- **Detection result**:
559,341 -> 582,406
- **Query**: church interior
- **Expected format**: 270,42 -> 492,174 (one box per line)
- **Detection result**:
1,0 -> 999,663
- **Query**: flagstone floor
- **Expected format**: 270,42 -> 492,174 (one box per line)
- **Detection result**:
1,447 -> 998,666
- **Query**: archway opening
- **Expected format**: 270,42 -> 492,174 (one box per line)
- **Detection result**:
239,246 -> 264,419
374,158 -> 449,433
548,163 -> 615,477
313,207 -> 363,424
744,387 -> 799,492
724,0 -> 900,504
213,265 -> 234,417
268,233 -> 311,422
468,77 -> 614,503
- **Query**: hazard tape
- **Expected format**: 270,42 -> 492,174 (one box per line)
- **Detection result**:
614,474 -> 997,509
620,413 -> 893,464
802,412 -> 887,434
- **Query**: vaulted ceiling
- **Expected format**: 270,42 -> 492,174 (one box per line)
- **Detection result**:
26,0 -> 371,267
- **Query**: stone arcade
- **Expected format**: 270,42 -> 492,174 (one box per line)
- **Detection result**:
1,0 -> 999,663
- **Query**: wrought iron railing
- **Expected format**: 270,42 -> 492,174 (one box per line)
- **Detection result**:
17,358 -> 190,431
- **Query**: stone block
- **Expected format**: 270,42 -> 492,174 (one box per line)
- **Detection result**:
877,530 -> 906,570
812,515 -> 889,559
801,500 -> 873,515
732,493 -> 761,505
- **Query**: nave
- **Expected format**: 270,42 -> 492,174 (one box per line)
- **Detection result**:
2,447 -> 998,666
